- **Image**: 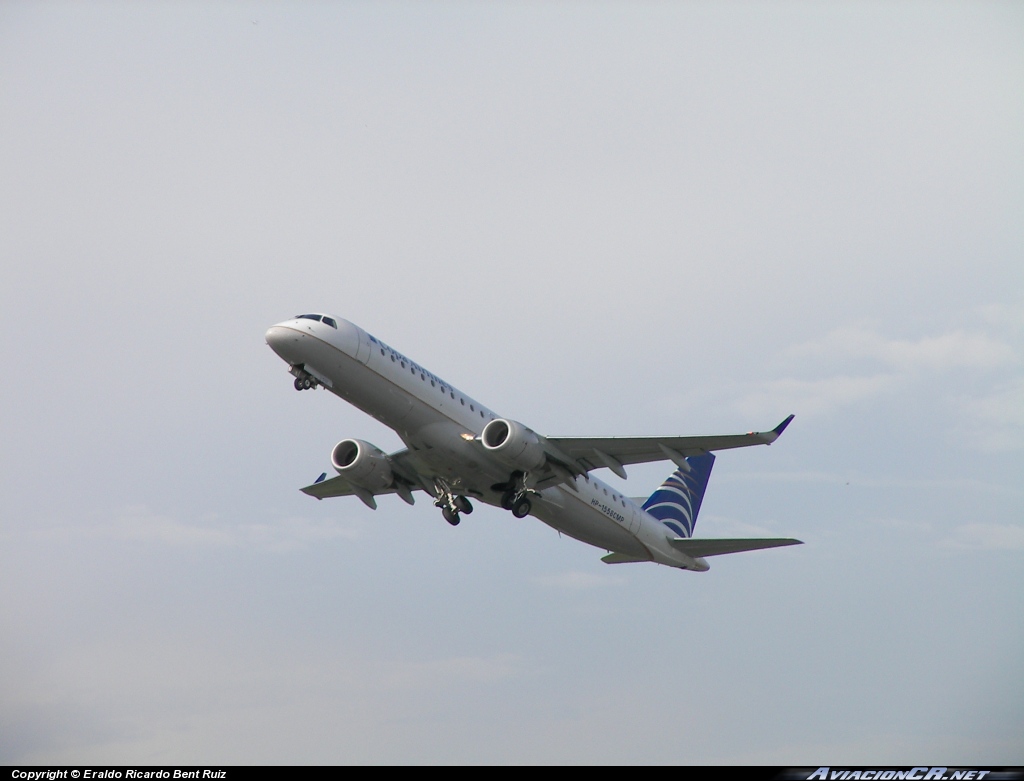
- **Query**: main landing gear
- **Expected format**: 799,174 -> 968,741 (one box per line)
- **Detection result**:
433,478 -> 473,526
496,471 -> 533,519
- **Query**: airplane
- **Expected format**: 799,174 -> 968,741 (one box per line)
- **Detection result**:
265,314 -> 802,572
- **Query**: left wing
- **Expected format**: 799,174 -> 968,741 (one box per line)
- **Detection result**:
543,415 -> 794,478
300,448 -> 426,509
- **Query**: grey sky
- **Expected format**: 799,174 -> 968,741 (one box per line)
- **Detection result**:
1,1 -> 1022,763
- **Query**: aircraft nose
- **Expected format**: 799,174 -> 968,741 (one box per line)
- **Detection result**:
265,324 -> 292,356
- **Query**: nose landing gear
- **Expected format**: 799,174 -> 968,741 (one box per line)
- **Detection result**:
291,367 -> 318,391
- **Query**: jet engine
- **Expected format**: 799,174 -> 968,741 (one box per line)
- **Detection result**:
480,418 -> 547,471
331,439 -> 394,492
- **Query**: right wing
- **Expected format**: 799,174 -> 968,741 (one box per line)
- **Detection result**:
542,415 -> 795,478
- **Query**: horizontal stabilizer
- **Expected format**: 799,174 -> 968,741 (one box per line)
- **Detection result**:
668,537 -> 802,557
601,552 -> 651,565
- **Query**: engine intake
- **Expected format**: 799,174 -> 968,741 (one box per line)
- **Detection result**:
331,439 -> 394,492
480,418 -> 546,471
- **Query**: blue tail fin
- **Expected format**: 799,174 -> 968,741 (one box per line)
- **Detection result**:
641,453 -> 716,538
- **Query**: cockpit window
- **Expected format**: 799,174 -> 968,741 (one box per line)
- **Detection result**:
294,314 -> 337,329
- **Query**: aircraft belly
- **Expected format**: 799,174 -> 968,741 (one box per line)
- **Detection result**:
533,489 -> 648,558
399,421 -> 507,493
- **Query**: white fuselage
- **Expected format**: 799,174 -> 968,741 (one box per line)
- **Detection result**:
266,315 -> 708,570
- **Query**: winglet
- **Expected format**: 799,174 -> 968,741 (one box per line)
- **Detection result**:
314,472 -> 327,484
773,414 -> 795,437
758,414 -> 795,445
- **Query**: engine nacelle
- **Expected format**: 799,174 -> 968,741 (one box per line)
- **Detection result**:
480,418 -> 547,472
331,439 -> 394,492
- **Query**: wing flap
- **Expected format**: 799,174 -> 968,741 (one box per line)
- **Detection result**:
668,537 -> 803,557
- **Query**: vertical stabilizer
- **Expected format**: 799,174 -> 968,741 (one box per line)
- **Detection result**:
641,453 -> 715,538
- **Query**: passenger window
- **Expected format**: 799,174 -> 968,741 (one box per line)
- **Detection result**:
470,404 -> 475,411
431,380 -> 435,387
480,410 -> 484,418
460,399 -> 465,406
450,392 -> 455,399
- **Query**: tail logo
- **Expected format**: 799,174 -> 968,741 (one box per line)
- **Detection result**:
641,453 -> 715,538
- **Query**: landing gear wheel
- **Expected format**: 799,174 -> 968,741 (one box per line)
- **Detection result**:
512,497 -> 532,518
442,506 -> 460,526
303,377 -> 314,390
500,490 -> 515,511
454,495 -> 473,515
294,378 -> 304,391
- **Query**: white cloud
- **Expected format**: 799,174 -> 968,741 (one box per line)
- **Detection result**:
723,470 -> 1021,496
27,505 -> 234,547
979,303 -> 1024,331
697,514 -> 782,538
725,323 -> 1020,425
788,327 -> 1016,371
730,374 -> 897,418
960,378 -> 1024,452
27,506 -> 362,551
865,517 -> 934,535
940,523 -> 1024,551
235,515 -> 363,551
379,653 -> 521,690
531,571 -> 625,590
